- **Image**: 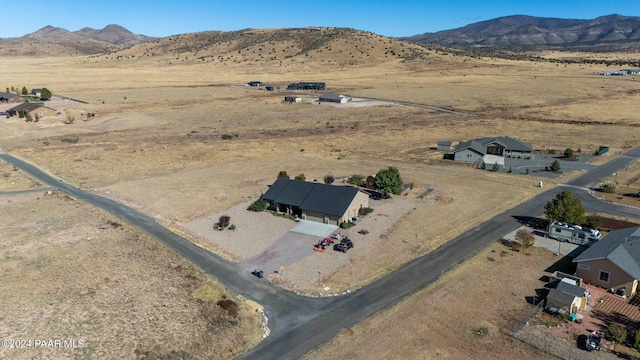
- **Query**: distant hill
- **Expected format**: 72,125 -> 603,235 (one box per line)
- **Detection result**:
89,27 -> 441,67
403,14 -> 640,49
0,24 -> 154,56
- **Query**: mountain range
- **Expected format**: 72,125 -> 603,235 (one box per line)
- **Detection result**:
0,24 -> 154,56
2,14 -> 639,58
402,14 -> 640,48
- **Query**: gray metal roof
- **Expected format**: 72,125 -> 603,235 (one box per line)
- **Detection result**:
260,178 -> 361,216
437,140 -> 452,146
454,136 -> 532,154
573,226 -> 640,279
8,102 -> 47,112
546,288 -> 577,308
556,280 -> 587,298
453,140 -> 485,155
477,137 -> 533,152
0,92 -> 19,99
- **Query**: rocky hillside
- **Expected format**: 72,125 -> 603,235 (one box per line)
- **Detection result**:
403,14 -> 640,48
89,27 -> 440,67
0,24 -> 154,56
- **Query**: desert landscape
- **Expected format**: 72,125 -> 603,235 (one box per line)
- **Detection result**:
1,22 -> 640,359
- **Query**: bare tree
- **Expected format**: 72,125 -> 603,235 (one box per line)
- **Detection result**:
516,229 -> 535,254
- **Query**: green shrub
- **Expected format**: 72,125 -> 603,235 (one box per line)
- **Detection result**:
600,183 -> 617,194
247,199 -> 268,212
221,134 -> 233,140
340,221 -> 356,229
606,323 -> 627,345
359,207 -> 374,215
228,224 -> 236,231
347,175 -> 365,187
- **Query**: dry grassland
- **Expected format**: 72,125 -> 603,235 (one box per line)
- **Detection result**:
303,246 -> 558,360
0,189 -> 262,360
2,39 -> 640,358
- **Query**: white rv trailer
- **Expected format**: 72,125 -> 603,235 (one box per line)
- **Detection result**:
547,221 -> 601,246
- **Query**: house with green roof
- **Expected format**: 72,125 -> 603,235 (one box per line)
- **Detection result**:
260,178 -> 369,226
573,227 -> 640,297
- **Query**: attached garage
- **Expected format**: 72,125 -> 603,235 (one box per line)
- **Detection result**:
260,178 -> 369,226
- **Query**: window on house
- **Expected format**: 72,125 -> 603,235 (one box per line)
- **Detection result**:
599,270 -> 610,283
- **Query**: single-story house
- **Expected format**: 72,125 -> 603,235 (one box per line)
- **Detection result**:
31,88 -> 42,97
260,178 -> 369,225
0,92 -> 22,103
287,82 -> 326,90
453,136 -> 534,166
7,102 -> 57,119
319,94 -> 350,104
247,81 -> 262,87
573,226 -> 640,297
546,278 -> 590,315
284,96 -> 301,103
437,140 -> 453,151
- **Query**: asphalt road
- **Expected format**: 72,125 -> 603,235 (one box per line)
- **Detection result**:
2,146 -> 640,360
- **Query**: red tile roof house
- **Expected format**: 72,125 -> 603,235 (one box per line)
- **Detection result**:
573,227 -> 640,298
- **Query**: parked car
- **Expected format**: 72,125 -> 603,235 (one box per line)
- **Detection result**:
251,269 -> 264,279
333,238 -> 354,253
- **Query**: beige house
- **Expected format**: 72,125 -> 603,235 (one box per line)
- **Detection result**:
8,102 -> 57,119
260,178 -> 369,226
573,227 -> 640,297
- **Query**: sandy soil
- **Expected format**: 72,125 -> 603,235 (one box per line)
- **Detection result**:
0,190 -> 263,360
304,245 -> 562,360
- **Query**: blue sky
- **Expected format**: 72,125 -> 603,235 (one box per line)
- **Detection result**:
1,0 -> 638,38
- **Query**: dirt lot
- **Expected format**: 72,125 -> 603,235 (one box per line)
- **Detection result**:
0,189 -> 262,359
304,245 -> 564,359
2,45 -> 640,358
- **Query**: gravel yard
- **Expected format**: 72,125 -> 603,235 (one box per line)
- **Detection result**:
184,195 -> 416,293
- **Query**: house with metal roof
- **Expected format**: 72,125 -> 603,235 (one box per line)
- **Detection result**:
573,227 -> 640,297
0,92 -> 22,103
453,136 -> 533,166
318,94 -> 350,104
7,102 -> 57,119
260,178 -> 369,225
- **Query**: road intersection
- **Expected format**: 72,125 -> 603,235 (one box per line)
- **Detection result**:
1,147 -> 639,359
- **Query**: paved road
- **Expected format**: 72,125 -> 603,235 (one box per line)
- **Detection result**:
2,146 -> 640,360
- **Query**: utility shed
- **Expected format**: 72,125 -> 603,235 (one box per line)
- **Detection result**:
437,140 -> 453,151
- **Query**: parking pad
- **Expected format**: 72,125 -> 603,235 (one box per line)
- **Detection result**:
290,220 -> 338,237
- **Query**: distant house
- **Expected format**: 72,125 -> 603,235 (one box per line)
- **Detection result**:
247,81 -> 262,87
0,92 -> 22,103
453,136 -> 533,166
284,96 -> 301,103
319,94 -> 350,104
545,278 -> 590,315
31,88 -> 42,97
7,102 -> 57,119
437,140 -> 453,151
573,226 -> 640,297
260,178 -> 369,225
287,82 -> 326,90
